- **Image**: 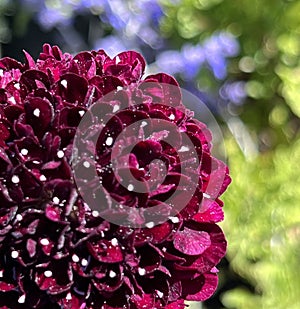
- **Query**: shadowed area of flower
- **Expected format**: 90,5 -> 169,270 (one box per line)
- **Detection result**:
0,45 -> 230,308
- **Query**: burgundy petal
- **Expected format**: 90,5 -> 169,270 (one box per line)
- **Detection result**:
174,227 -> 211,255
0,281 -> 15,292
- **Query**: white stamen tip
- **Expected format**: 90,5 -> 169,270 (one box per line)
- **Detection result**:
39,175 -> 47,181
105,137 -> 113,146
157,290 -> 164,298
138,267 -> 146,276
83,161 -> 90,168
21,148 -> 28,156
40,238 -> 50,246
11,175 -> 20,184
44,270 -> 53,277
61,79 -> 68,88
16,214 -> 23,221
141,121 -> 148,127
92,210 -> 99,217
18,295 -> 26,304
203,193 -> 211,199
66,292 -> 72,300
127,184 -> 134,191
81,258 -> 88,266
111,238 -> 118,246
33,108 -> 40,117
169,216 -> 180,224
145,221 -> 155,228
178,146 -> 189,152
57,150 -> 64,158
113,104 -> 120,112
11,250 -> 19,259
109,270 -> 117,278
52,197 -> 60,204
72,254 -> 80,263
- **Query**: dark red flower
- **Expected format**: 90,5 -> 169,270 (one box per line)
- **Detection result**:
0,45 -> 230,308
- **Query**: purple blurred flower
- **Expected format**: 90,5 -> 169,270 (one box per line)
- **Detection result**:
93,35 -> 127,58
156,32 -> 238,81
220,81 -> 247,105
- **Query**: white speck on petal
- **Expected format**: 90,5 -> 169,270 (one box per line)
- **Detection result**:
83,161 -> 90,168
11,175 -> 20,184
169,216 -> 180,223
14,83 -> 20,90
16,214 -> 23,221
72,254 -> 80,263
203,193 -> 211,199
109,270 -> 117,278
61,79 -> 68,88
33,108 -> 40,117
115,56 -> 121,64
111,238 -> 118,246
66,293 -> 72,300
21,148 -> 28,156
157,290 -> 164,298
138,268 -> 146,276
113,104 -> 120,112
57,150 -> 64,158
145,221 -> 155,228
127,184 -> 134,191
44,270 -> 52,277
81,258 -> 88,266
40,238 -> 50,246
18,295 -> 26,304
11,251 -> 19,258
0,270 -> 3,277
106,137 -> 113,146
39,175 -> 47,181
178,146 -> 189,152
92,210 -> 99,217
141,121 -> 148,128
8,97 -> 16,104
116,86 -> 123,91
169,114 -> 175,120
52,196 -> 60,204
79,110 -> 85,117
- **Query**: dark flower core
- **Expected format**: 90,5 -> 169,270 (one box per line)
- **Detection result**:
0,45 -> 231,308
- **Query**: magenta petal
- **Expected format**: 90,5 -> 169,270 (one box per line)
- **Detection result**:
24,97 -> 54,135
0,281 -> 16,292
165,300 -> 186,308
70,51 -> 97,79
183,272 -> 218,302
20,69 -> 50,91
26,238 -> 37,258
193,199 -> 224,223
55,73 -> 88,104
87,239 -> 123,263
174,227 -> 211,255
45,205 -> 62,222
23,50 -> 36,69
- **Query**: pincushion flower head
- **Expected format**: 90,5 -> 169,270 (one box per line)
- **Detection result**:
0,44 -> 231,308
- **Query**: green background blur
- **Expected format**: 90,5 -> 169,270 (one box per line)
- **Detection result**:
1,1 -> 300,308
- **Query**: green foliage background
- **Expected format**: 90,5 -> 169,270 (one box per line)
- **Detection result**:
161,1 -> 300,308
